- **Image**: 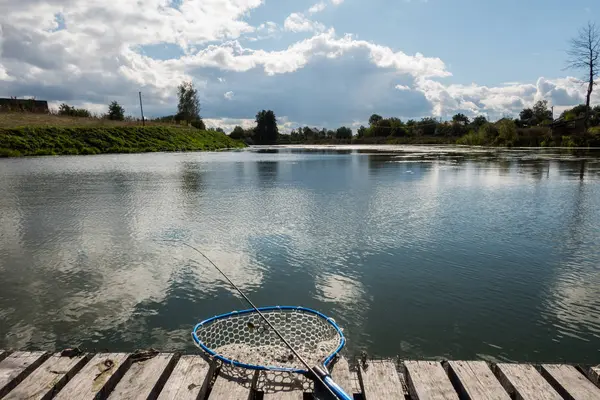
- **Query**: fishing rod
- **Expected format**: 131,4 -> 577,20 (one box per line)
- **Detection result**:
179,242 -> 344,399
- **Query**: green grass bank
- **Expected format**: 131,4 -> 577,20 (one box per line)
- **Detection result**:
0,126 -> 246,157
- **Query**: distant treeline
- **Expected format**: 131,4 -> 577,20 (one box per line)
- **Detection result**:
229,101 -> 600,147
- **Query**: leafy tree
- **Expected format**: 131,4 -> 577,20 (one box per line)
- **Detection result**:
519,108 -> 534,125
497,119 -> 518,146
356,125 -> 368,138
190,119 -> 206,130
230,126 -> 245,139
417,117 -> 438,136
177,81 -> 201,123
335,126 -> 352,139
107,101 -> 125,121
452,113 -> 470,126
405,119 -> 417,136
532,100 -> 553,123
472,115 -> 488,130
372,118 -> 391,136
388,117 -> 407,137
254,110 -> 279,144
567,22 -> 600,127
368,114 -> 383,126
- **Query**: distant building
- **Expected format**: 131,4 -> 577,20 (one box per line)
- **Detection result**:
0,98 -> 49,113
550,116 -> 586,136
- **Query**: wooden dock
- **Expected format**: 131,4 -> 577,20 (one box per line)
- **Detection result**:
0,350 -> 599,399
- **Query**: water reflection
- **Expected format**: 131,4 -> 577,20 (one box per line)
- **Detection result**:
0,147 -> 599,363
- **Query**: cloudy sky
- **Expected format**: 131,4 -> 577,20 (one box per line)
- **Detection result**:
0,0 -> 598,131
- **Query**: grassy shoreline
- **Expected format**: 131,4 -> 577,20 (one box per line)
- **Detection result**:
0,126 -> 245,157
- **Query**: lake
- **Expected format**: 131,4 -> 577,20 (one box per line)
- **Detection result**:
1,145 -> 599,363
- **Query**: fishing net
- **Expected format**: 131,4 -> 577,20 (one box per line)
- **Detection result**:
192,306 -> 344,372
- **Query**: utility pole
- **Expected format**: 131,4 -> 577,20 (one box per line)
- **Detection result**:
139,91 -> 145,126
551,106 -> 554,121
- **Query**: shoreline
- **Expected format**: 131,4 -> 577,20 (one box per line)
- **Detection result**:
0,126 -> 246,157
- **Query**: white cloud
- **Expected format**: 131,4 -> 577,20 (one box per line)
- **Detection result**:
331,0 -> 344,4
308,2 -> 327,14
413,76 -> 591,119
0,0 -> 595,129
284,13 -> 325,33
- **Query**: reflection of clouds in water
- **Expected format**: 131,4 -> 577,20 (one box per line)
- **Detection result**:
544,261 -> 600,340
315,274 -> 366,304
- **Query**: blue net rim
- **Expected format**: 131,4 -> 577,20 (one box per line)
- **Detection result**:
191,305 -> 346,373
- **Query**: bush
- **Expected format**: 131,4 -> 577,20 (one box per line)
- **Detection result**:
58,103 -> 91,118
456,130 -> 487,145
495,119 -> 518,146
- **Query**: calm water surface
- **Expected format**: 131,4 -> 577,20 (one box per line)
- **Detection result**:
1,145 -> 599,363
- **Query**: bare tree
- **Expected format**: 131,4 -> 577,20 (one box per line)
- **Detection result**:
566,22 -> 600,127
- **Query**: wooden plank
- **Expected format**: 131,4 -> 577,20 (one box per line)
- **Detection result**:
54,353 -> 130,400
208,367 -> 254,400
0,351 -> 48,398
586,366 -> 600,389
446,361 -> 509,400
405,360 -> 459,400
330,356 -> 357,397
540,364 -> 600,400
359,359 -> 404,400
494,363 -> 562,400
108,353 -> 176,400
4,353 -> 89,400
157,355 -> 211,400
257,370 -> 305,400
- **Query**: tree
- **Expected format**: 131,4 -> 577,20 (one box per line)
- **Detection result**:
567,22 -> 600,128
472,115 -> 488,129
452,113 -> 470,126
357,125 -> 368,138
254,110 -> 279,144
107,101 -> 125,121
519,108 -> 534,125
368,114 -> 383,126
230,126 -> 245,139
417,117 -> 438,135
177,81 -> 201,123
532,100 -> 553,123
335,126 -> 352,139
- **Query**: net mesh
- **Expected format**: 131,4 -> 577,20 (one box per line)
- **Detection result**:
194,308 -> 342,371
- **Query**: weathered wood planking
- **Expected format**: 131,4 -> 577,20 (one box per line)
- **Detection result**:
359,359 -> 404,400
540,364 -> 600,400
405,360 -> 459,400
330,356 -> 357,397
208,370 -> 254,400
108,353 -> 175,400
54,353 -> 130,400
0,351 -> 48,398
157,355 -> 211,400
258,371 -> 304,400
446,361 -> 510,400
587,366 -> 600,389
4,353 -> 89,400
494,363 -> 562,400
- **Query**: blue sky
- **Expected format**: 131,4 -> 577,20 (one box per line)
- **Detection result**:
0,0 -> 598,131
